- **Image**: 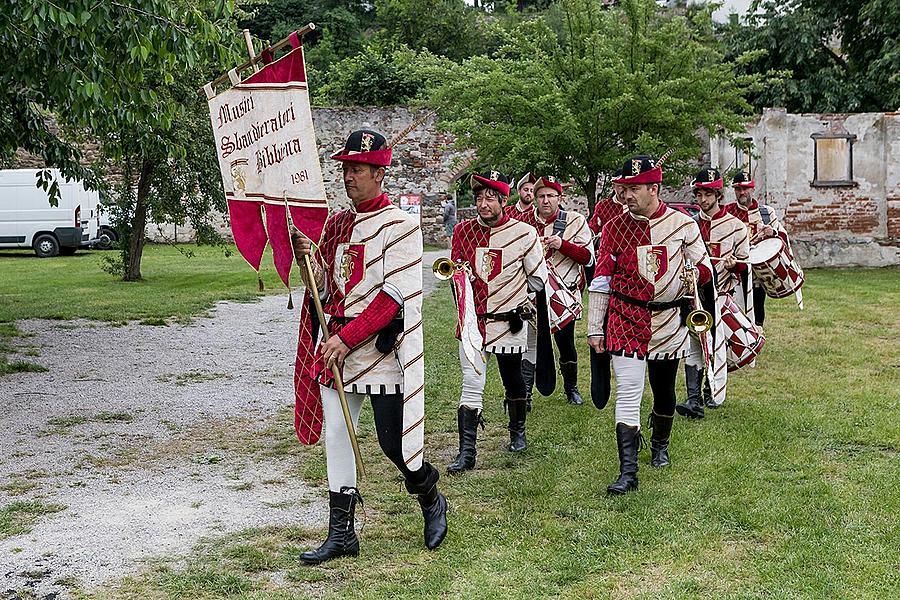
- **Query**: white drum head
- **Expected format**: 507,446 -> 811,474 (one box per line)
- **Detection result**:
749,237 -> 784,265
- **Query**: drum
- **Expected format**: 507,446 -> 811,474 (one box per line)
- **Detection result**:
546,265 -> 582,334
749,237 -> 804,298
721,294 -> 765,371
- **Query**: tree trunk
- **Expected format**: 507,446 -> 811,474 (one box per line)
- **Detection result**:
124,158 -> 153,281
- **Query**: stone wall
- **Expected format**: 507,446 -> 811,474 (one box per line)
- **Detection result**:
711,108 -> 900,267
17,105 -> 897,266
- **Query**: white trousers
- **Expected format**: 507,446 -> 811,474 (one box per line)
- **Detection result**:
459,342 -> 488,410
523,321 -> 537,364
685,335 -> 704,368
611,354 -> 646,427
321,385 -> 365,493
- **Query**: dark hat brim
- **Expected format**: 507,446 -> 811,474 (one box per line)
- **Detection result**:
331,148 -> 393,167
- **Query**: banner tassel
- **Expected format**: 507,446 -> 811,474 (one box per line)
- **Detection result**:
287,291 -> 294,310
258,274 -> 264,292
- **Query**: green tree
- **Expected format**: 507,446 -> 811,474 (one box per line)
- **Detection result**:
421,0 -> 758,209
1,0 -> 241,280
314,44 -> 427,106
375,0 -> 483,61
723,0 -> 900,112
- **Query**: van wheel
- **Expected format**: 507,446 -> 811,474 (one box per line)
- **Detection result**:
98,227 -> 118,250
96,231 -> 114,250
34,234 -> 60,258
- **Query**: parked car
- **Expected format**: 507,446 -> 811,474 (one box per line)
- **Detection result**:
0,169 -> 102,257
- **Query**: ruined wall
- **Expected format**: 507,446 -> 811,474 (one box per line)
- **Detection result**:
711,108 -> 900,267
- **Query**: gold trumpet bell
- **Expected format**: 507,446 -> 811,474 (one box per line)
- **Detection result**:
687,309 -> 713,335
432,257 -> 457,281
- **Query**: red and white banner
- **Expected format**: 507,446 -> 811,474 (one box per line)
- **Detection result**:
205,34 -> 328,445
206,37 -> 328,288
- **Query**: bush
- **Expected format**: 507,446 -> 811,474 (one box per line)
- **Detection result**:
313,44 -> 426,106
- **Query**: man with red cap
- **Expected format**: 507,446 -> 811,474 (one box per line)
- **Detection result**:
447,170 -> 548,473
504,172 -> 540,227
532,175 -> 593,405
676,168 -> 750,419
292,129 -> 447,563
725,171 -> 788,331
587,155 -> 712,494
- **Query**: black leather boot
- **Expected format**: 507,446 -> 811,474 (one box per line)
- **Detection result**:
649,412 -> 674,467
522,359 -> 535,412
703,375 -> 718,408
405,463 -> 448,550
607,423 -> 640,494
447,406 -> 482,475
560,361 -> 583,405
507,397 -> 528,452
300,487 -> 361,565
676,365 -> 705,419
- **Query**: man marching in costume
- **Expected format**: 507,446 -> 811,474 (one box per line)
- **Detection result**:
533,175 -> 593,405
292,130 -> 448,563
587,155 -> 712,494
676,168 -> 750,418
725,171 -> 788,330
447,171 -> 548,473
504,172 -> 540,227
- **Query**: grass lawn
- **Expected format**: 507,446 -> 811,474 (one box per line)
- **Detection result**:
0,244 -> 288,323
79,267 -> 899,599
0,244 -> 285,373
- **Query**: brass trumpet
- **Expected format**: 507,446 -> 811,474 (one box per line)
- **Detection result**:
432,257 -> 466,281
683,259 -> 713,335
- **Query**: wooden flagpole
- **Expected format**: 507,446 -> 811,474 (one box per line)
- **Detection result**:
201,23 -> 316,94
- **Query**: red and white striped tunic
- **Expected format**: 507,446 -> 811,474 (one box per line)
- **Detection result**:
591,203 -> 712,360
313,193 -> 425,466
536,208 -> 593,292
451,214 -> 547,353
697,207 -> 750,295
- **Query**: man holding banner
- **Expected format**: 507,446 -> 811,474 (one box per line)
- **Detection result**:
204,33 -> 446,567
292,130 -> 448,563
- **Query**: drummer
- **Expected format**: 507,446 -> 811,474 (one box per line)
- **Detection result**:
725,171 -> 789,331
676,168 -> 749,418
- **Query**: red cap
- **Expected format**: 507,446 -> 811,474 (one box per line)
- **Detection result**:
331,130 -> 393,167
613,155 -> 663,185
470,171 -> 511,197
535,175 -> 563,195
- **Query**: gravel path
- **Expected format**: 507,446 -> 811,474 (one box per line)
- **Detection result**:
1,251 -> 447,599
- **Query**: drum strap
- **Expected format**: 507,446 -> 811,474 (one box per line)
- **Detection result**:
759,205 -> 772,225
553,211 -> 568,237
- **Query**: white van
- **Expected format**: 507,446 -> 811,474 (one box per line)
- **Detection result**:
0,169 -> 100,257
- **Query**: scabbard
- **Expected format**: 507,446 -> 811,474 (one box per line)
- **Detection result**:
590,350 -> 611,410
534,289 -> 557,396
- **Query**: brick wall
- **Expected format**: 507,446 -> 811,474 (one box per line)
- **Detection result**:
711,109 -> 900,267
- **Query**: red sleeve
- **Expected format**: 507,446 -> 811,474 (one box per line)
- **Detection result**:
450,222 -> 463,262
558,239 -> 591,265
337,291 -> 401,349
697,263 -> 712,286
